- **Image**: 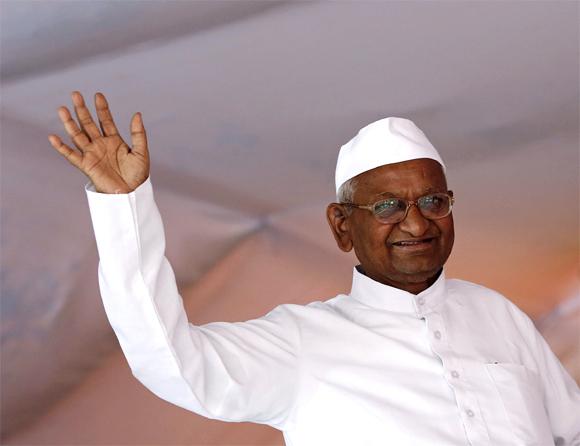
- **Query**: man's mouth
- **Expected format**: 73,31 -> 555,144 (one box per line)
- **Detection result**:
391,237 -> 436,247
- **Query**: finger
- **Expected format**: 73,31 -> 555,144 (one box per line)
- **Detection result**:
58,106 -> 91,151
95,92 -> 120,137
130,112 -> 149,158
72,91 -> 101,140
48,134 -> 82,169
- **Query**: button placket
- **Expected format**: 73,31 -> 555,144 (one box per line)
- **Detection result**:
414,296 -> 427,318
455,382 -> 492,445
423,298 -> 492,445
426,313 -> 445,345
424,313 -> 491,444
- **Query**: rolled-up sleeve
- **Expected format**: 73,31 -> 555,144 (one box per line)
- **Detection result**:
85,176 -> 300,430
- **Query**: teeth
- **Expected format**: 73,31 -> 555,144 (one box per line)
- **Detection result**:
396,239 -> 429,245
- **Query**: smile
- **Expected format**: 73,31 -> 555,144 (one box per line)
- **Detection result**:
391,237 -> 436,249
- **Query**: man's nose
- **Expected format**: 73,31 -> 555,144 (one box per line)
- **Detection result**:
398,204 -> 430,236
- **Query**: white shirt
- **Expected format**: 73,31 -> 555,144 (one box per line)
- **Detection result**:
85,176 -> 580,446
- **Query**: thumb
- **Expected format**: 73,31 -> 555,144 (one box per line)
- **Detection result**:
130,112 -> 148,157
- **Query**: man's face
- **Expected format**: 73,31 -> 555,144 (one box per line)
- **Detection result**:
327,158 -> 454,293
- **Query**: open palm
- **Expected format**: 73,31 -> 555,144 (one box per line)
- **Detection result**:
48,91 -> 150,193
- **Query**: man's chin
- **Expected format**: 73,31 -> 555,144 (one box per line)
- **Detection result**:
392,264 -> 443,284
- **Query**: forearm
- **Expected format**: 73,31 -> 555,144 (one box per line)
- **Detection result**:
85,176 -> 231,418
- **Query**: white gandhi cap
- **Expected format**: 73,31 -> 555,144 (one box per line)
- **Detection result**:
335,117 -> 446,196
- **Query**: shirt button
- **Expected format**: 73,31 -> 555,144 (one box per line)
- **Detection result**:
466,409 -> 475,418
451,370 -> 460,378
417,297 -> 425,305
434,330 -> 442,339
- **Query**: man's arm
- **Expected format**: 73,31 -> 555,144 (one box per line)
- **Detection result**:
507,302 -> 580,445
85,174 -> 300,429
50,91 -> 299,430
530,320 -> 580,445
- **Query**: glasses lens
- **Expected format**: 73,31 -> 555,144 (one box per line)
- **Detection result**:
373,198 -> 407,223
418,194 -> 451,219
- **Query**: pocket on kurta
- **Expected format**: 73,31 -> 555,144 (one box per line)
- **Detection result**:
485,362 -> 553,445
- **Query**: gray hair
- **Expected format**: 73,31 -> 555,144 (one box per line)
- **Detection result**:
336,177 -> 358,215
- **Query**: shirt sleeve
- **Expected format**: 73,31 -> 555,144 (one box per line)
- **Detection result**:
511,303 -> 580,445
84,175 -> 301,430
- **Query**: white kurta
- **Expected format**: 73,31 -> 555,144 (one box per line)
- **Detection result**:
85,175 -> 580,446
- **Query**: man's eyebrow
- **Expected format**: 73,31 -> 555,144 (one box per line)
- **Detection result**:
374,187 -> 442,199
374,190 -> 397,198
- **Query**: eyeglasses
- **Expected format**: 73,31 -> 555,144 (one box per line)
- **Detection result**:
341,192 -> 455,224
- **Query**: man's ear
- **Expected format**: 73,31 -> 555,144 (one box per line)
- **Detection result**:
326,203 -> 354,252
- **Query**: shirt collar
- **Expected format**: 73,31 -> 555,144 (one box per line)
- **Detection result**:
349,265 -> 447,317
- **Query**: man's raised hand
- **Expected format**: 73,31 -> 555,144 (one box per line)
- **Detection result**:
48,91 -> 150,193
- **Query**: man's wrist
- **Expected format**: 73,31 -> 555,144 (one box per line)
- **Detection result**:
94,185 -> 132,194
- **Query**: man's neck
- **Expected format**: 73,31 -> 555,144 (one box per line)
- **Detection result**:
356,266 -> 443,295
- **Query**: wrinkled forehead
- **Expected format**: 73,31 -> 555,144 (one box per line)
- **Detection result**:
354,158 -> 447,201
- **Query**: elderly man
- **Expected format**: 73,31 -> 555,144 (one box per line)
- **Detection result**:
49,91 -> 580,446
